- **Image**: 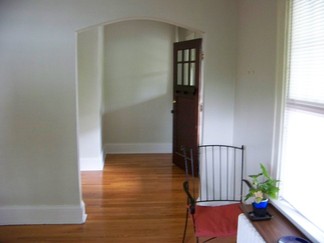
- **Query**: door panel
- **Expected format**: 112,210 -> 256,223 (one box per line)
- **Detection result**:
172,38 -> 202,173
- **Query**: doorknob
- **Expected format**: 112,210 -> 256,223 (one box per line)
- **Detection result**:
171,100 -> 176,113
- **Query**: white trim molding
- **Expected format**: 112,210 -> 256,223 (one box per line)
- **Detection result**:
272,199 -> 324,243
104,143 -> 172,154
79,156 -> 104,171
0,201 -> 87,225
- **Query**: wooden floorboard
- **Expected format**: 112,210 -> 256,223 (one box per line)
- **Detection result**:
0,154 -> 236,242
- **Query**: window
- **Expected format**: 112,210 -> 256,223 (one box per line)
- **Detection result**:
278,0 -> 324,240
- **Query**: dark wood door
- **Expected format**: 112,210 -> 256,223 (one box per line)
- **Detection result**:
172,38 -> 202,172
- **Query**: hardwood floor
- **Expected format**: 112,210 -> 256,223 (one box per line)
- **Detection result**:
0,154 -> 236,242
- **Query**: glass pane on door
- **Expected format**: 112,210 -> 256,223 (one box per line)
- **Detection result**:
190,49 -> 196,61
177,64 -> 182,85
190,63 -> 195,86
184,49 -> 189,62
177,50 -> 183,62
184,63 -> 189,85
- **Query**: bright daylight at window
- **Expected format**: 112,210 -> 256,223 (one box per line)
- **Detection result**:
278,0 -> 324,242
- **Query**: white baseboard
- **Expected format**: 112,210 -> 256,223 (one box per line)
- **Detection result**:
104,143 -> 172,154
80,155 -> 104,171
0,201 -> 87,225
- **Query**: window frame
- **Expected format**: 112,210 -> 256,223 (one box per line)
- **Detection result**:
271,1 -> 324,242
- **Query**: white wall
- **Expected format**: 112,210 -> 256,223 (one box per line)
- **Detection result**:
234,0 -> 278,175
103,20 -> 174,154
0,0 -> 86,224
200,0 -> 238,145
77,27 -> 104,170
0,0 -> 238,224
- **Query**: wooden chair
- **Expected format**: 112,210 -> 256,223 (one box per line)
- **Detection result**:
181,145 -> 245,243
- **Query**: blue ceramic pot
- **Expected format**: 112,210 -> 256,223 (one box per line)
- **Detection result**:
253,199 -> 268,209
252,199 -> 269,217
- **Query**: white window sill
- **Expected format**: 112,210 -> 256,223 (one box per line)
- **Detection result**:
271,199 -> 324,242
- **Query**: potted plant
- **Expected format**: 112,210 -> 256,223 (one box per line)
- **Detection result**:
243,163 -> 280,217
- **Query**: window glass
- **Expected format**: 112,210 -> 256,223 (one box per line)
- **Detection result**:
279,0 -> 324,234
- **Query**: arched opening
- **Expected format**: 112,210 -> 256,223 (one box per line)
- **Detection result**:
76,18 -> 204,172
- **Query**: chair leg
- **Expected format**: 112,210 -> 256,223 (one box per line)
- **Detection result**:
182,208 -> 189,243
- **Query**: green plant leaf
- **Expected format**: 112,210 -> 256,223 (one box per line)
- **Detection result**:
243,163 -> 280,201
260,163 -> 270,179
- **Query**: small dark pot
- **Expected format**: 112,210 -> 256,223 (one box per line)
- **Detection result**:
252,199 -> 268,217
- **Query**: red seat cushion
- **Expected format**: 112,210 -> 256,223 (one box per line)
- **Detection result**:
193,203 -> 242,237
